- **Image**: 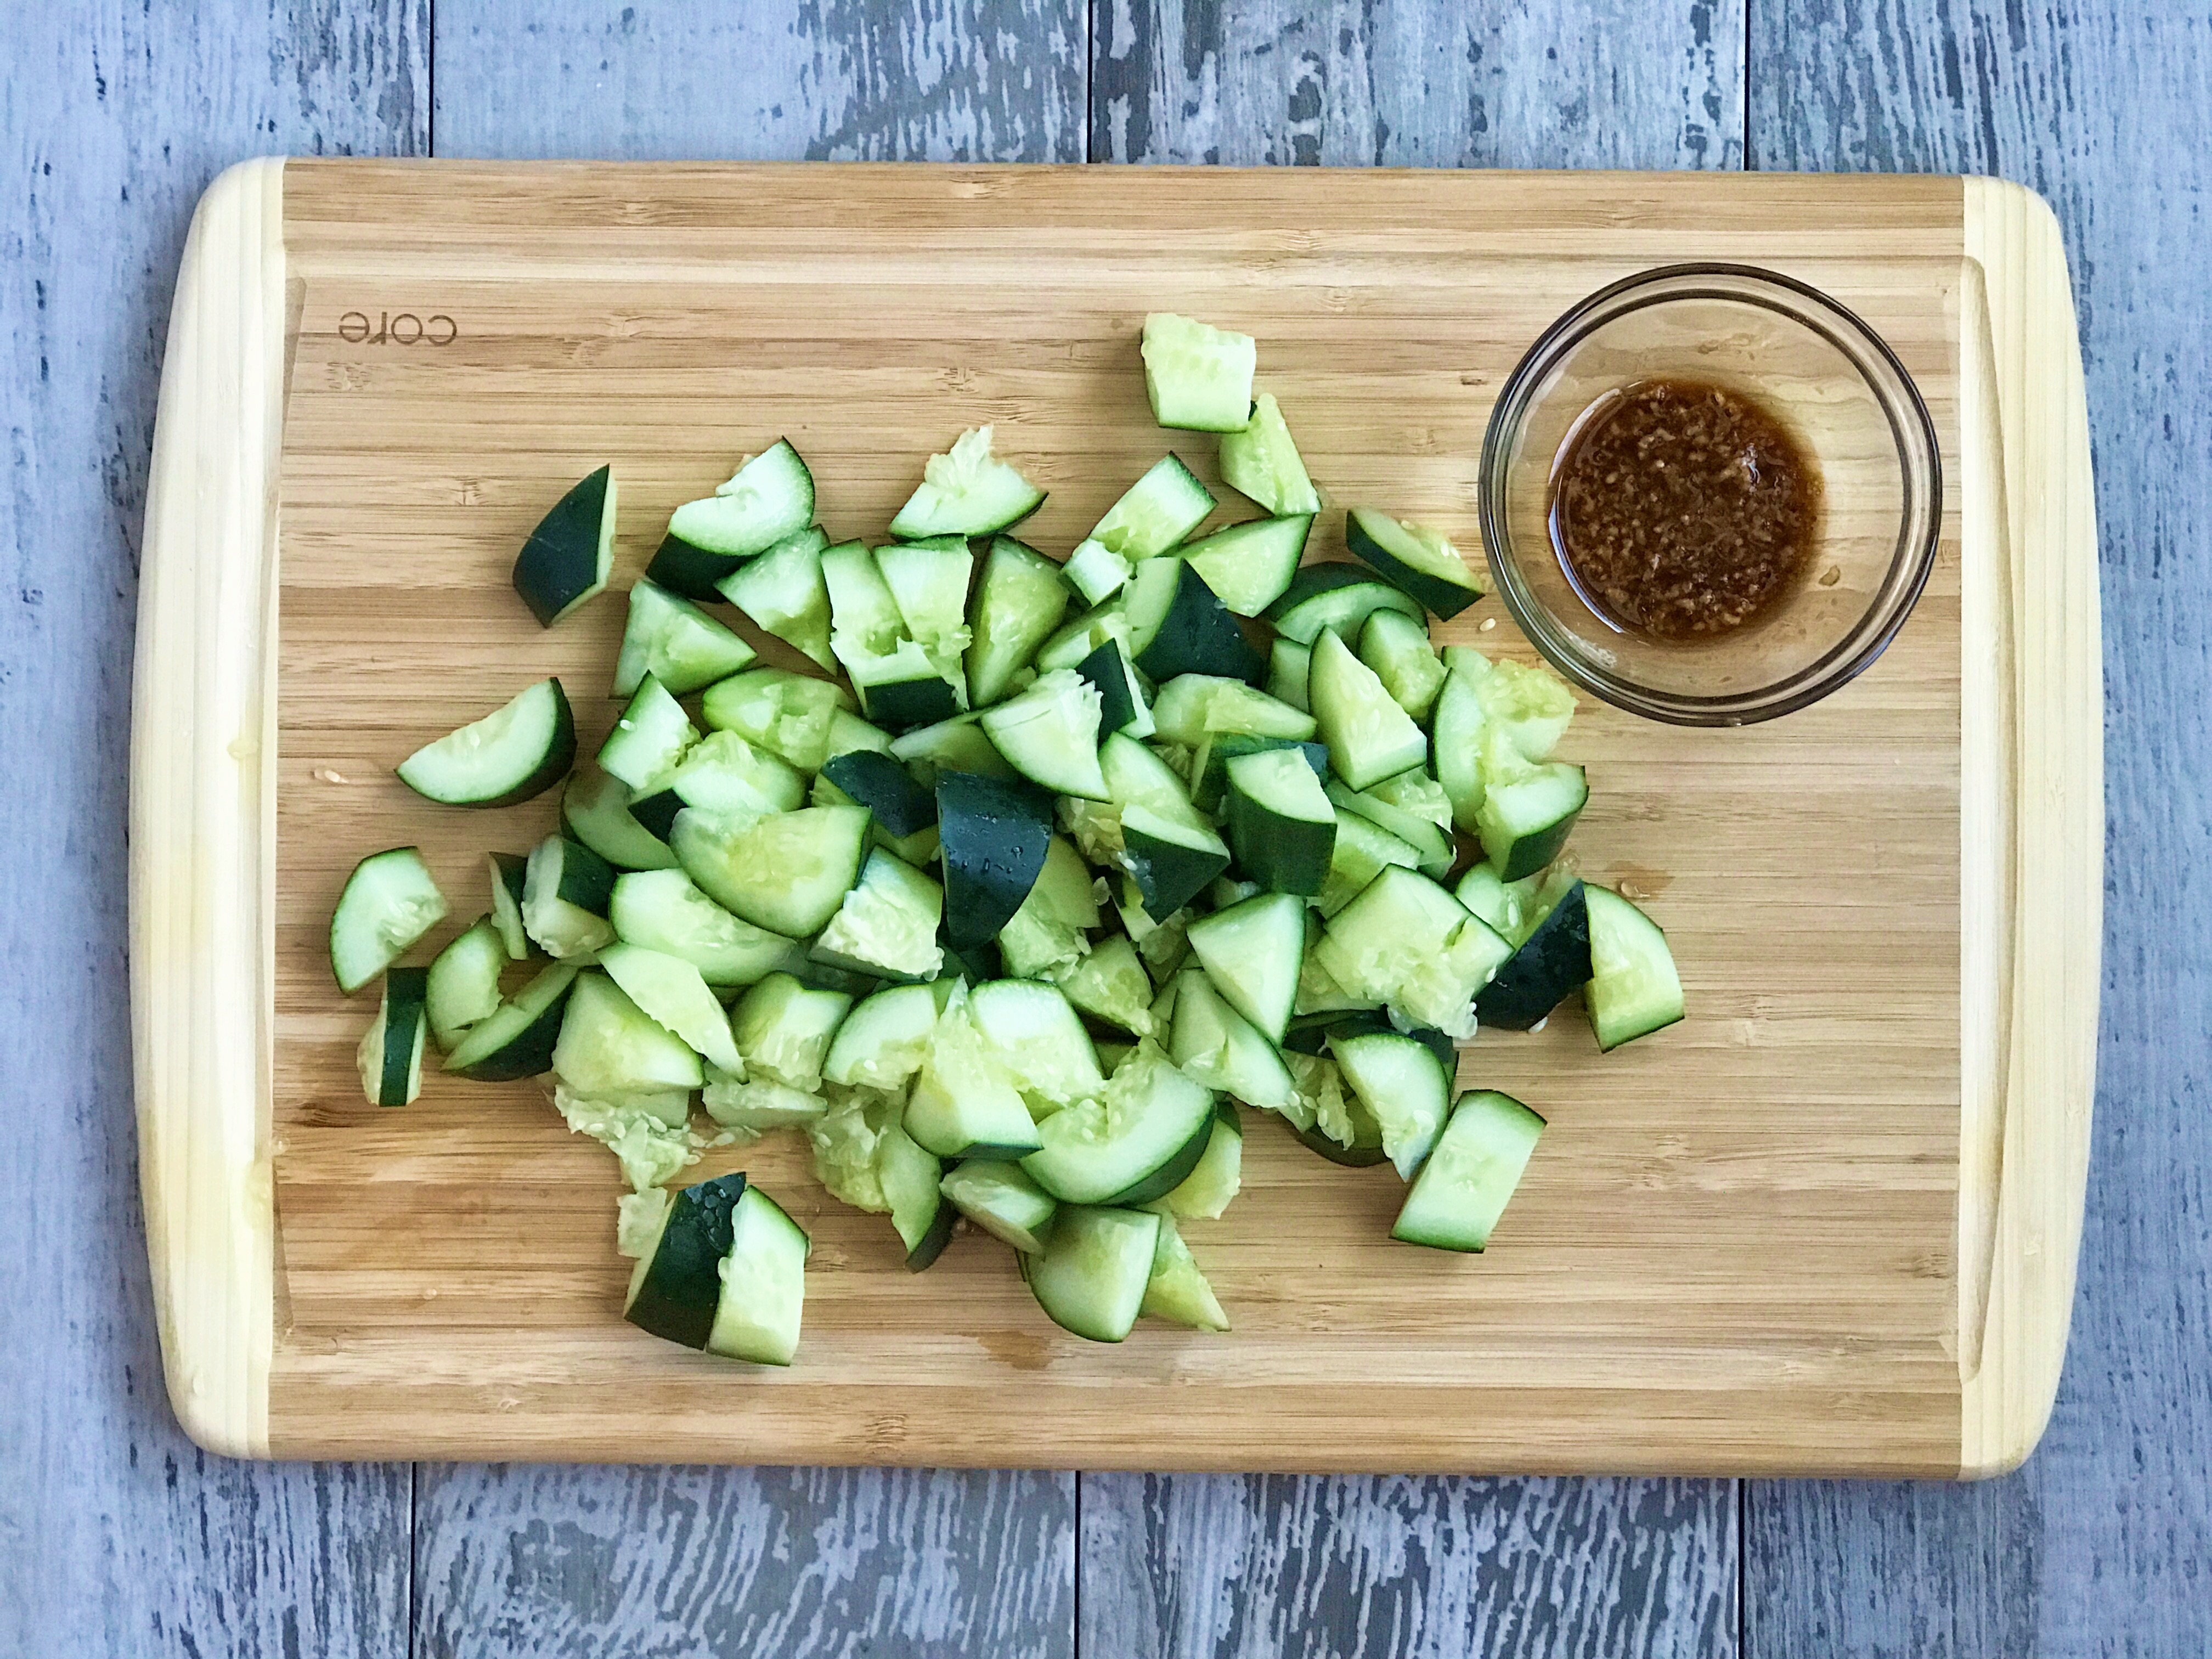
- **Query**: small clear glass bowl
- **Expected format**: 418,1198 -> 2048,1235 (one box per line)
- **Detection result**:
1477,264 -> 1942,726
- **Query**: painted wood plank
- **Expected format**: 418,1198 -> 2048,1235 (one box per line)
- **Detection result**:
412,12 -> 1082,1658
1082,1475 -> 1739,1659
432,0 -> 1088,161
1090,0 -> 1743,168
0,4 -> 424,1657
1082,3 -> 1746,1653
1747,3 -> 2212,1655
411,1464 -> 1075,1659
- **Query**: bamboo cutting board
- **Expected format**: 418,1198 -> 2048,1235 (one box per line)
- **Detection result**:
131,160 -> 2099,1476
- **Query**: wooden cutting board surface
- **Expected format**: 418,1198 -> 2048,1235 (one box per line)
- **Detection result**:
129,159 -> 2100,1475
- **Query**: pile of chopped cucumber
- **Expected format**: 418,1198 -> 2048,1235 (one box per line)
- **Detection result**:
330,312 -> 1685,1363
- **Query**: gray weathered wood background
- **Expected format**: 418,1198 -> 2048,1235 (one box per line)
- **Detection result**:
2,1 -> 2203,1653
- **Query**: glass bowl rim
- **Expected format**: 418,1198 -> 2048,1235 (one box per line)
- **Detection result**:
1476,261 -> 1944,727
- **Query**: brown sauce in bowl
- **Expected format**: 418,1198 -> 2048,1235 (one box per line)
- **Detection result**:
1548,377 -> 1821,641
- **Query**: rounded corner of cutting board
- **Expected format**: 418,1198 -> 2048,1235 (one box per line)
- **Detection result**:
129,151 -> 291,1464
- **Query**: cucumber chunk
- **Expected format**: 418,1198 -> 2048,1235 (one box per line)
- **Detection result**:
1344,507 -> 1486,619
1584,887 -> 1685,1051
562,769 -> 680,873
1391,1091 -> 1544,1251
890,426 -> 1045,538
522,834 -> 617,960
1022,1040 -> 1215,1205
512,465 -> 616,625
610,868 -> 795,989
1265,562 -> 1425,646
598,941 -> 743,1074
397,678 -> 576,808
596,674 -> 698,793
716,527 -> 837,672
1329,1027 -> 1453,1179
941,1161 -> 1058,1254
966,535 -> 1073,707
672,804 -> 871,941
1139,1211 -> 1229,1330
330,847 -> 448,994
357,965 -> 430,1107
612,578 -> 757,697
1218,391 -> 1321,515
980,667 -> 1109,801
1088,454 -> 1215,560
444,961 -> 579,1081
1025,1205 -> 1161,1342
1141,313 -> 1256,432
1308,627 -> 1428,791
708,1185 -> 810,1365
1176,514 -> 1312,617
426,917 -> 508,1051
1185,891 -> 1306,1042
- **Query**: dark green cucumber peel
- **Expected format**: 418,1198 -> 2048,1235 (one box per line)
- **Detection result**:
857,672 -> 961,735
1132,562 -> 1266,685
820,750 -> 938,839
1474,880 -> 1591,1030
513,466 -> 614,625
906,1172 -> 961,1272
1118,824 -> 1228,922
644,532 -> 746,601
625,1172 -> 748,1349
935,771 -> 1054,948
445,965 -> 578,1082
376,966 -> 430,1106
1074,640 -> 1139,736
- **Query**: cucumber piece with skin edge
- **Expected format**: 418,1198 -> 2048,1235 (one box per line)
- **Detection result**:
876,538 -> 975,681
1584,886 -> 1686,1051
699,668 -> 855,773
1141,313 -> 1255,433
596,674 -> 698,793
522,834 -> 617,960
966,535 -> 1073,708
1087,454 -> 1216,560
891,712 -> 1020,786
562,769 -> 680,872
624,1171 -> 747,1350
1475,656 -> 1579,763
1392,1090 -> 1545,1252
1063,538 -> 1131,606
731,972 -> 851,1090
1139,1211 -> 1230,1330
905,989 -> 1042,1160
1168,968 -> 1294,1110
1055,934 -> 1158,1037
610,868 -> 795,989
1308,628 -> 1429,792
1317,865 -> 1513,1039
1264,563 -> 1425,646
553,970 -> 704,1099
426,918 -> 508,1051
1431,665 -> 1489,831
636,730 -> 808,835
1176,514 -> 1312,617
935,771 -> 1054,949
884,1131 -> 957,1272
1314,809 -> 1423,917
330,848 -> 448,995
671,804 -> 872,940
940,1160 -> 1058,1254
1184,891 -> 1305,1042
357,966 -> 431,1107
819,749 -> 936,840
1329,1028 -> 1454,1179
1295,1100 -> 1390,1167
1020,1041 -> 1216,1206
1025,1206 -> 1162,1342
1190,731 -> 1326,813
822,981 -> 951,1092
664,440 -> 816,561
1357,607 -> 1448,723
1224,749 -> 1336,898
811,850 -> 946,984
597,941 -> 744,1074
1125,557 -> 1265,685
1148,675 -> 1315,748
1475,880 -> 1592,1030
1477,758 -> 1589,880
849,648 -> 963,734
397,678 -> 577,808
890,426 -> 1045,539
1035,597 -> 1132,674
707,1184 -> 810,1365
488,852 -> 530,959
979,668 -> 1110,800
1344,507 -> 1486,620
1217,392 -> 1321,515
1327,778 -> 1455,881
814,775 -> 939,867
1146,1103 -> 1242,1220
513,465 -> 617,625
1099,733 -> 1229,921
1073,639 -> 1147,739
996,833 -> 1099,982
1451,862 -> 1519,936
968,978 -> 1105,1113
716,527 -> 836,672
612,578 -> 757,697
445,961 -> 580,1081
1266,635 -> 1312,712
